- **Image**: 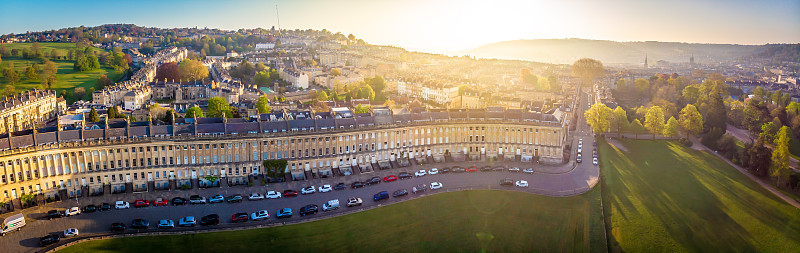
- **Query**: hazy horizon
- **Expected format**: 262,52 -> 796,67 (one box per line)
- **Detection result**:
1,0 -> 798,53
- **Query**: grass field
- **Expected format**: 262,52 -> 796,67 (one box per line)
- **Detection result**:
0,42 -> 123,101
600,138 -> 800,252
59,189 -> 606,253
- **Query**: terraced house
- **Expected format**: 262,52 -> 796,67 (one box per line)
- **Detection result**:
0,106 -> 566,210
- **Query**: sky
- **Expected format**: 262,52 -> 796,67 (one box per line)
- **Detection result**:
1,0 -> 798,53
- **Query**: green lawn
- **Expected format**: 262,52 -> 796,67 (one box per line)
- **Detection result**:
0,42 -> 123,102
600,138 -> 800,252
59,189 -> 606,253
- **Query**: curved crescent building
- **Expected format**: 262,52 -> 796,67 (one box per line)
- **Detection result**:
0,106 -> 567,210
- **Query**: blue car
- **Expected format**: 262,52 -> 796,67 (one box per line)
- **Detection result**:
373,191 -> 389,201
277,208 -> 292,218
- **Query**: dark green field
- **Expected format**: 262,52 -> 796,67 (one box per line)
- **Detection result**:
58,189 -> 606,253
600,139 -> 800,252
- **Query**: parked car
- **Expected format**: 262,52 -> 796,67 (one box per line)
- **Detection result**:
366,177 -> 382,185
347,180 -> 364,188
318,184 -> 333,193
333,183 -> 347,191
413,184 -> 428,194
301,186 -> 316,195
578,147 -> 582,153
209,194 -> 225,203
65,207 -> 81,216
157,219 -> 174,229
133,199 -> 150,208
153,198 -> 168,206
515,180 -> 529,188
46,210 -> 63,220
39,234 -> 60,246
398,172 -> 412,179
523,168 -> 535,174
115,201 -> 130,209
508,167 -> 520,172
374,191 -> 390,201
430,182 -> 443,190
227,194 -> 243,203
131,219 -> 149,229
383,175 -> 398,182
189,195 -> 206,204
299,204 -> 319,216
465,166 -> 478,172
200,214 -> 220,226
82,204 -> 97,213
500,178 -> 514,186
283,189 -> 298,197
493,166 -> 505,171
346,197 -> 363,207
276,208 -> 293,219
172,197 -> 187,206
429,168 -> 439,175
251,210 -> 270,221
99,203 -> 111,211
178,216 -> 196,227
577,154 -> 582,163
322,199 -> 340,211
110,222 -> 126,232
414,169 -> 427,177
63,228 -> 79,237
593,157 -> 598,165
248,193 -> 265,201
452,167 -> 466,173
441,167 -> 451,173
266,191 -> 282,199
393,189 -> 409,197
231,212 -> 249,223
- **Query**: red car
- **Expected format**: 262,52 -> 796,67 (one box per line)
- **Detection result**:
153,198 -> 168,206
134,199 -> 150,208
465,166 -> 478,172
231,212 -> 249,223
383,175 -> 398,182
283,189 -> 298,197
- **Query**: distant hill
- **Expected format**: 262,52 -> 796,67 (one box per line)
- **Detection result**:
460,39 -> 765,65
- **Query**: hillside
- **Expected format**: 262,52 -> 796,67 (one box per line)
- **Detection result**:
461,38 -> 765,65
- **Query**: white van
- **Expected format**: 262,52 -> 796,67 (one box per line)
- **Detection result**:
1,214 -> 26,236
322,199 -> 339,211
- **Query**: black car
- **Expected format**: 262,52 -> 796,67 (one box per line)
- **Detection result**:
227,194 -> 243,203
351,181 -> 365,189
171,197 -> 187,206
365,177 -> 382,186
200,214 -> 220,226
131,219 -> 149,229
393,189 -> 409,197
46,210 -> 62,220
398,172 -> 412,179
299,204 -> 319,216
493,166 -> 505,172
441,167 -> 451,174
110,222 -> 126,232
99,203 -> 112,211
82,204 -> 97,213
500,178 -> 514,186
333,182 -> 346,191
480,166 -> 493,172
39,234 -> 60,246
452,167 -> 465,173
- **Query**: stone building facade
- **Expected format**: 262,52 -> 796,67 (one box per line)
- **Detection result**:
0,89 -> 63,134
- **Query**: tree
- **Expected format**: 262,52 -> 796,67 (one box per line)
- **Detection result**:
254,70 -> 271,86
88,107 -> 100,122
354,104 -> 370,114
42,60 -> 57,78
185,106 -> 204,118
585,103 -> 612,135
743,98 -> 771,139
74,87 -> 86,100
361,84 -> 375,101
24,65 -> 38,80
179,59 -> 209,82
571,58 -> 604,86
3,68 -> 20,85
263,159 -> 288,178
148,103 -> 164,121
771,126 -> 792,188
760,122 -> 778,145
612,106 -> 628,134
255,95 -> 271,113
347,34 -> 355,41
634,78 -> 650,98
548,75 -> 559,91
663,116 -> 679,138
743,139 -> 772,177
207,97 -> 232,118
317,90 -> 329,101
330,68 -> 342,76
154,62 -> 181,82
630,119 -> 646,138
645,106 -> 665,139
96,75 -> 112,89
108,106 -> 121,119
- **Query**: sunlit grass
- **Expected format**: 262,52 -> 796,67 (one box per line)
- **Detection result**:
600,139 -> 800,252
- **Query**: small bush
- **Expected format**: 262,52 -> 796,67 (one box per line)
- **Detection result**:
179,184 -> 192,190
678,138 -> 693,147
